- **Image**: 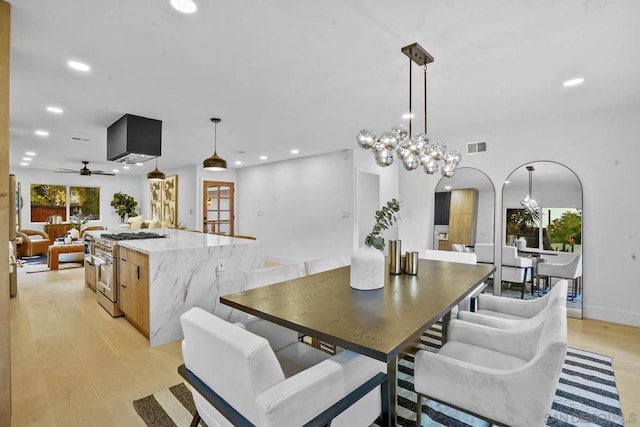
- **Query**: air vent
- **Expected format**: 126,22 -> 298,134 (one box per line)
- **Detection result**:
467,141 -> 487,155
70,136 -> 92,142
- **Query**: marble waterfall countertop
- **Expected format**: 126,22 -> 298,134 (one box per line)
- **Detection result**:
118,229 -> 258,253
87,229 -> 264,347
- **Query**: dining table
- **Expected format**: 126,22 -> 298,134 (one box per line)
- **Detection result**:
221,258 -> 495,426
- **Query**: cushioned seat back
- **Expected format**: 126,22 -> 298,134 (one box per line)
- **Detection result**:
535,305 -> 568,357
502,246 -> 519,265
423,249 -> 477,264
539,254 -> 582,279
474,243 -> 494,264
243,264 -> 302,290
181,308 -> 285,425
304,257 -> 349,275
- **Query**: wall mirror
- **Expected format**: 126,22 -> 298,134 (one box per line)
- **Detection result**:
502,161 -> 583,318
433,167 -> 495,255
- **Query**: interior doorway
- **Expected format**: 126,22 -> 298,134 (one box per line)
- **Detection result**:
203,181 -> 234,235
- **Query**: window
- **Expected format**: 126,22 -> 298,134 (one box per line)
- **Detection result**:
542,208 -> 582,253
30,184 -> 101,222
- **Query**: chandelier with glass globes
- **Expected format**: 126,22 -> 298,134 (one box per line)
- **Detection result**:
356,43 -> 462,178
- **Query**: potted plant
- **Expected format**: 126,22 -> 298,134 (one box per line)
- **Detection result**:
350,199 -> 400,290
110,192 -> 138,223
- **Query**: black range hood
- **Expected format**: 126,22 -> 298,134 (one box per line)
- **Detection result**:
107,114 -> 162,164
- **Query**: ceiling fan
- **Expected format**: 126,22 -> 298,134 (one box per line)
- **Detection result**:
56,161 -> 115,176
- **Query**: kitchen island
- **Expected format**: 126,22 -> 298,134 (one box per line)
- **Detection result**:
91,229 -> 264,347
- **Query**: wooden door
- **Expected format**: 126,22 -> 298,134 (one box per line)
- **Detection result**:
203,181 -> 234,235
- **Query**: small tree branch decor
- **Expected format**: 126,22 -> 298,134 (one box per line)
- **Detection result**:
364,199 -> 400,250
110,192 -> 138,222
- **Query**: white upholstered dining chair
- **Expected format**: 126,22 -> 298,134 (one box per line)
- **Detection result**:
422,250 -> 485,312
303,256 -> 349,275
473,243 -> 494,264
457,279 -> 568,328
537,254 -> 582,300
240,264 -> 305,350
179,308 -> 387,427
501,245 -> 534,298
414,305 -> 567,427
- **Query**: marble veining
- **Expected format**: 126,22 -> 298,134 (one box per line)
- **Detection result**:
89,229 -> 264,347
148,239 -> 264,346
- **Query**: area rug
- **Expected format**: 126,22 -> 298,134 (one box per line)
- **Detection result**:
133,324 -> 624,427
25,262 -> 83,273
19,254 -> 48,265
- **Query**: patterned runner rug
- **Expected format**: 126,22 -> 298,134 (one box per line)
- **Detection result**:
133,324 -> 624,426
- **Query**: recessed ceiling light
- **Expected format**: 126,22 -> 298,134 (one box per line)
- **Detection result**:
234,161 -> 242,165
444,185 -> 452,190
562,77 -> 584,87
22,157 -> 32,161
135,163 -> 143,166
112,169 -> 119,173
259,155 -> 268,160
402,113 -> 415,120
170,0 -> 197,13
35,130 -> 49,137
25,151 -> 36,156
20,162 -> 28,166
46,106 -> 64,114
123,166 -> 130,170
67,60 -> 91,72
504,180 -> 510,184
290,149 -> 299,155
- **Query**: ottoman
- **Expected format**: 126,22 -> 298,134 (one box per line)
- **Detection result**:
48,243 -> 86,270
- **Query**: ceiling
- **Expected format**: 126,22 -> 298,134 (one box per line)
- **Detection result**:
8,0 -> 640,177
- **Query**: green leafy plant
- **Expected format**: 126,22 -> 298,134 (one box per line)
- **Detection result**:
110,192 -> 138,222
365,198 -> 401,250
69,215 -> 88,230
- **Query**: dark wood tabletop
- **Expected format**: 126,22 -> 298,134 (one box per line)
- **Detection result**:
221,258 -> 494,426
221,259 -> 495,363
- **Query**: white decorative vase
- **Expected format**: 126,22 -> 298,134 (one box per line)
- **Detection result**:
350,245 -> 385,290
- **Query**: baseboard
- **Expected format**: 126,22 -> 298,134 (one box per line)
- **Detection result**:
583,304 -> 640,328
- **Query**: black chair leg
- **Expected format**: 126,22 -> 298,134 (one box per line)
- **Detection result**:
190,412 -> 202,427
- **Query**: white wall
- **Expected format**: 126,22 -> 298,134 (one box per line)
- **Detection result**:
353,148 -> 401,251
10,167 -> 143,231
237,150 -> 354,263
398,107 -> 640,327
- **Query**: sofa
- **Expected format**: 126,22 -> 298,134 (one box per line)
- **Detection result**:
16,229 -> 52,258
118,215 -> 168,230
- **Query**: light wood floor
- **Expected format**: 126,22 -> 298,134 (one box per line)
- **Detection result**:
10,267 -> 640,426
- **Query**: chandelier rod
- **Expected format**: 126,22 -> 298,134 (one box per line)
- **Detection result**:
424,64 -> 428,135
408,52 -> 413,138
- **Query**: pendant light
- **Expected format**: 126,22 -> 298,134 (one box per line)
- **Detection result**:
203,117 -> 227,171
355,42 -> 462,177
520,165 -> 539,214
147,157 -> 166,181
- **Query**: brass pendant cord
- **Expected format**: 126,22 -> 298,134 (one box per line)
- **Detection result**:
213,121 -> 218,154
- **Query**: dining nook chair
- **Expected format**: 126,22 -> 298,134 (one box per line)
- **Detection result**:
179,307 -> 388,427
414,305 -> 567,427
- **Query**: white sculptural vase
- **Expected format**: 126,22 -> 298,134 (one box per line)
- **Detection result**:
350,245 -> 385,290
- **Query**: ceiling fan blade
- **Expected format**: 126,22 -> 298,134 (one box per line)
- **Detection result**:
56,169 -> 79,173
92,171 -> 116,176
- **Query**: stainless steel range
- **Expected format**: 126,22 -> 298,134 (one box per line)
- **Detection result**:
94,232 -> 166,317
